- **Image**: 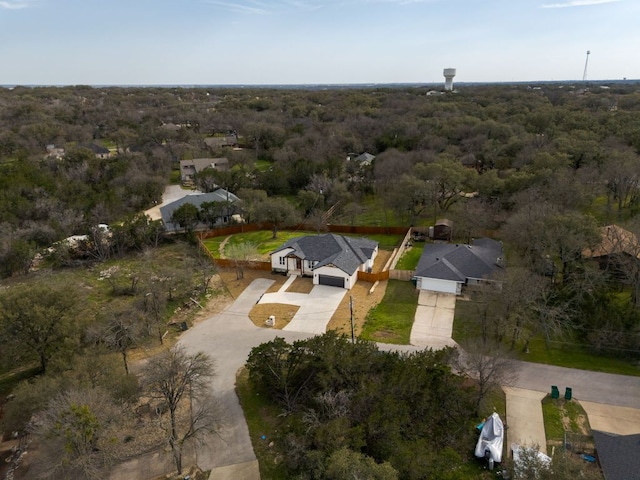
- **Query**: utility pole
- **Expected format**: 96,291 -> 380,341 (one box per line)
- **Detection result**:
349,295 -> 355,344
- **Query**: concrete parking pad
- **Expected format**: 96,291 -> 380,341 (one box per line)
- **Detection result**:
580,401 -> 640,435
258,284 -> 347,335
208,460 -> 260,480
410,291 -> 458,349
504,387 -> 548,455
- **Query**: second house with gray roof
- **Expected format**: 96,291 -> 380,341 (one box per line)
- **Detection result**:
414,238 -> 505,295
270,233 -> 378,289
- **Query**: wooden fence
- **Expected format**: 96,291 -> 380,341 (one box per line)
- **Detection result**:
197,225 -> 420,284
389,270 -> 415,281
358,270 -> 390,282
198,223 -> 410,239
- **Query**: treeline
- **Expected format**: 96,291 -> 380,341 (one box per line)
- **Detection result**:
1,84 -> 640,353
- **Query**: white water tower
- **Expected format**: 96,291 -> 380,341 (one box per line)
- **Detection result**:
443,68 -> 456,91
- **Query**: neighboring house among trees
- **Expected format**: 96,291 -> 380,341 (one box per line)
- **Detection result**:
203,134 -> 238,151
179,158 -> 229,184
414,237 -> 504,294
583,224 -> 640,274
45,144 -> 65,159
159,188 -> 240,233
270,233 -> 378,289
79,143 -> 111,159
347,152 -> 375,166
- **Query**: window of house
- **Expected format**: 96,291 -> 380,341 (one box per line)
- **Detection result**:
279,257 -> 286,265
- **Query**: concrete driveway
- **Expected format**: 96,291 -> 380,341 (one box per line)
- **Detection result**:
579,401 -> 640,435
503,387 -> 548,454
410,290 -> 458,349
258,284 -> 347,335
178,279 -> 312,479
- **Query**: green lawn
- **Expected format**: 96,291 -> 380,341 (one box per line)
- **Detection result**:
395,242 -> 425,270
453,299 -> 640,376
236,368 -> 289,480
203,230 -> 403,259
255,159 -> 271,172
360,280 -> 418,344
541,395 -> 592,444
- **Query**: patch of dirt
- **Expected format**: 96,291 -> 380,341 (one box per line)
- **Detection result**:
249,303 -> 299,328
218,268 -> 287,298
372,250 -> 393,273
286,276 -> 314,293
327,280 -> 388,336
209,265 -> 390,335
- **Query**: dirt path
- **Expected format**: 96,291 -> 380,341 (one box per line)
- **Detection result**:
218,235 -> 231,259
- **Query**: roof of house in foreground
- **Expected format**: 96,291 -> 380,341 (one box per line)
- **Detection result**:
415,238 -> 504,283
272,233 -> 377,275
592,430 -> 640,480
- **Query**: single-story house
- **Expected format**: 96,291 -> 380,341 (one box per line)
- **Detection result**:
347,152 -> 376,166
159,188 -> 240,233
203,135 -> 238,151
79,143 -> 111,159
179,158 -> 230,184
414,237 -> 504,295
270,233 -> 378,289
592,430 -> 640,480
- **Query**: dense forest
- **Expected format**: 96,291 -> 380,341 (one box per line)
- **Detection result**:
1,82 -> 639,355
1,82 -> 639,478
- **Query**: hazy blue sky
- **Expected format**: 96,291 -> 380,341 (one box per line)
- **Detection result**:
0,0 -> 637,85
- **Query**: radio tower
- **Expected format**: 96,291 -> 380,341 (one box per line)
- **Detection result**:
582,50 -> 590,82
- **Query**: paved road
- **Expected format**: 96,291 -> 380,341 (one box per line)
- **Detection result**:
511,360 -> 640,408
179,279 -> 309,477
179,279 -> 640,478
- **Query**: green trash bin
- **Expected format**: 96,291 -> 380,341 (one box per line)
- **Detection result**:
565,387 -> 572,400
551,385 -> 560,399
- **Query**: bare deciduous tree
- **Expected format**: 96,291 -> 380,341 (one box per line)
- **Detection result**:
456,340 -> 519,415
142,346 -> 222,475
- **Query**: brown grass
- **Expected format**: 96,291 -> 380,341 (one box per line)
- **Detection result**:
326,280 -> 388,336
249,303 -> 299,328
212,251 -> 391,334
285,276 -> 314,293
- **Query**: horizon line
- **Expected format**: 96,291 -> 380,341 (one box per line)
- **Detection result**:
1,79 -> 638,89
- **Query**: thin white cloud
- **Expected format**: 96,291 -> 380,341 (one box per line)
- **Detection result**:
541,0 -> 620,8
200,0 -> 270,14
0,0 -> 33,9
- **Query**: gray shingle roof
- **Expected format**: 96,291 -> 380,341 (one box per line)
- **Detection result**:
592,430 -> 640,480
415,238 -> 504,282
272,233 -> 377,275
159,189 -> 239,232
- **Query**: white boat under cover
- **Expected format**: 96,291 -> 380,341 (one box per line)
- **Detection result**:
474,412 -> 504,463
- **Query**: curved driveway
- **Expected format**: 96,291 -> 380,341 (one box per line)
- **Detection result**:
179,279 -> 640,477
